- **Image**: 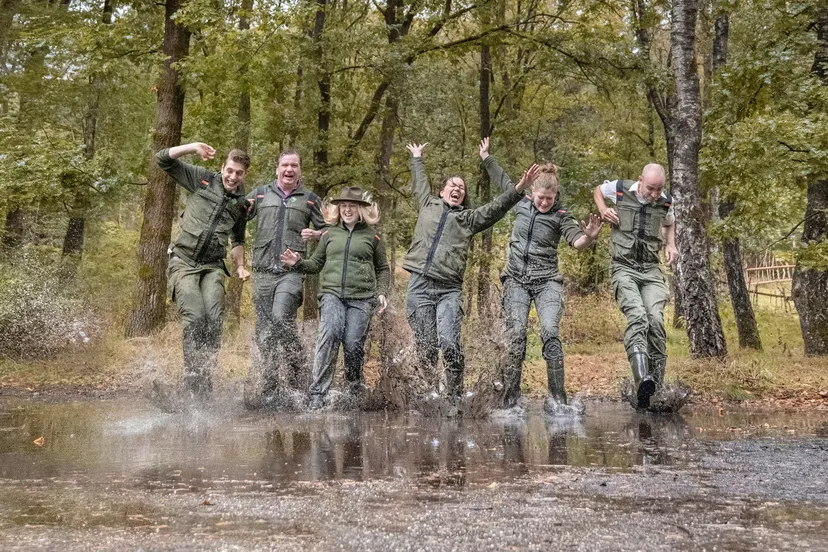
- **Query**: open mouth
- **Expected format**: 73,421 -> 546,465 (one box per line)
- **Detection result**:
450,191 -> 461,201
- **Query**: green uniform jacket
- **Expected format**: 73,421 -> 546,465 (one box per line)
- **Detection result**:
157,149 -> 247,268
611,179 -> 672,269
245,183 -> 326,273
483,156 -> 584,283
292,222 -> 390,300
402,157 -> 523,286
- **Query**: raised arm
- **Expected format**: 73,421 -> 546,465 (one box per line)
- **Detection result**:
468,164 -> 538,234
406,143 -> 432,209
479,137 -> 514,195
156,142 -> 215,193
572,213 -> 603,249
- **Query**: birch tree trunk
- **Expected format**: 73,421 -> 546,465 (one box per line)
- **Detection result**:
670,0 -> 727,358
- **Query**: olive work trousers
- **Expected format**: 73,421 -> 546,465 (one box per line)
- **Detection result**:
167,256 -> 226,394
610,263 -> 669,364
252,270 -> 306,395
405,272 -> 465,399
309,294 -> 375,397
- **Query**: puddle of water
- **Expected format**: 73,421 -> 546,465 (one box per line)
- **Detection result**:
0,398 -> 826,492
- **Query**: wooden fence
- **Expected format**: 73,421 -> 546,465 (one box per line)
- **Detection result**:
742,264 -> 794,311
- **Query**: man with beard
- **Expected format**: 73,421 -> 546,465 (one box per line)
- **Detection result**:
593,164 -> 679,410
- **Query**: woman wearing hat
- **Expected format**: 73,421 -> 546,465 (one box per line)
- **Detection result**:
281,187 -> 390,410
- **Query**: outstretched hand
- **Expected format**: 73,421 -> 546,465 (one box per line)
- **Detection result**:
406,143 -> 429,158
479,137 -> 490,160
665,244 -> 679,265
515,164 -> 540,193
280,249 -> 301,266
377,295 -> 388,315
580,213 -> 603,239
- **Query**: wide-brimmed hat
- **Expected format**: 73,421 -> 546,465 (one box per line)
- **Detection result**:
330,186 -> 372,206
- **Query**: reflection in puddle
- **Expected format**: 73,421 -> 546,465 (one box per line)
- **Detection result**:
1,399 -> 826,493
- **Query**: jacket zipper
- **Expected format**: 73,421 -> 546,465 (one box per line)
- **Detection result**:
521,206 -> 539,277
194,187 -> 230,264
635,202 -> 648,262
341,226 -> 354,297
423,207 -> 450,276
272,199 -> 288,268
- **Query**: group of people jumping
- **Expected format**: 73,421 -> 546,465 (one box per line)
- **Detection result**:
158,136 -> 678,415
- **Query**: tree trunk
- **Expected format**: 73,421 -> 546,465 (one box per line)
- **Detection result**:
476,43 -> 493,318
225,0 -> 254,327
792,178 -> 828,355
670,0 -> 727,358
124,0 -> 190,337
0,0 -> 22,69
376,91 -> 398,285
303,0 -> 330,322
711,13 -> 761,350
792,8 -> 828,355
61,0 -> 114,262
2,206 -> 25,250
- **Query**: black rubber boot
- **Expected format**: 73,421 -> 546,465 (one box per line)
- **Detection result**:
443,347 -> 465,402
543,358 -> 568,414
183,322 -> 211,397
500,356 -> 523,409
650,355 -> 667,388
308,394 -> 324,411
630,351 -> 655,409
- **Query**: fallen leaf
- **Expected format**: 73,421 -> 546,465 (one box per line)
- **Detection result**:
202,500 -> 213,506
33,436 -> 45,446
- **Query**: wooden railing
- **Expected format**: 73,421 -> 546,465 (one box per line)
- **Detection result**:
742,265 -> 794,311
743,264 -> 794,287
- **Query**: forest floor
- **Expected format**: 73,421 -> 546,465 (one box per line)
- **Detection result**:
1,290 -> 826,410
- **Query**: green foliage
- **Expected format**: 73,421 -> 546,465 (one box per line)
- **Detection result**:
0,0 -> 825,349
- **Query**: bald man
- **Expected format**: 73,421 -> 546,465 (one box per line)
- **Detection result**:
593,164 -> 678,409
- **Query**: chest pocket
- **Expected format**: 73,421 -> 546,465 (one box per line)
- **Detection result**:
617,203 -> 637,233
645,207 -> 667,238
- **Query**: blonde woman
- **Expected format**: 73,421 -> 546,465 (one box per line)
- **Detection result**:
281,187 -> 389,410
480,137 -> 602,414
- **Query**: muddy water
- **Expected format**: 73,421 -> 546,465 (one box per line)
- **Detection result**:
2,398 -> 828,550
1,399 -> 826,491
